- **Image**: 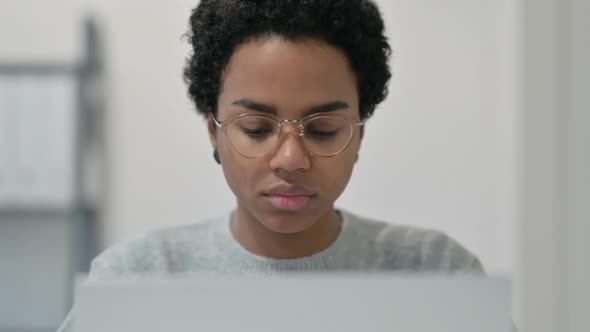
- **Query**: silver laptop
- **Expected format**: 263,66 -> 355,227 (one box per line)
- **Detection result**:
74,274 -> 511,332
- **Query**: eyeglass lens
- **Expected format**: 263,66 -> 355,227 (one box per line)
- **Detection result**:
227,115 -> 354,157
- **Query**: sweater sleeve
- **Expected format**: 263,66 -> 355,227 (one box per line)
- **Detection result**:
419,229 -> 485,274
54,257 -> 113,332
55,233 -> 167,332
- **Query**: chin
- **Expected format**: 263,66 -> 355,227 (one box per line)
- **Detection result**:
259,213 -> 319,234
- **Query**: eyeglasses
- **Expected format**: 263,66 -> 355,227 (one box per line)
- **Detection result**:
211,112 -> 364,158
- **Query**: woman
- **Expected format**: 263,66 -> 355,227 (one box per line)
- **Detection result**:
57,1 -> 482,330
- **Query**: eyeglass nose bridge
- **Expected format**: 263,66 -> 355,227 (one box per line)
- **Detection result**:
277,119 -> 305,137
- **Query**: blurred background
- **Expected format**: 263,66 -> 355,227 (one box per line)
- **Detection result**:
0,0 -> 587,332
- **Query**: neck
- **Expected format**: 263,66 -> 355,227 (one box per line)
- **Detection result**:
229,205 -> 342,259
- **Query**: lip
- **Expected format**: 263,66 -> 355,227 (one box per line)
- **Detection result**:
263,184 -> 317,211
263,184 -> 317,197
265,194 -> 312,211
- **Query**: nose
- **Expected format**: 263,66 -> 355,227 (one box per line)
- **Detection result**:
269,124 -> 311,172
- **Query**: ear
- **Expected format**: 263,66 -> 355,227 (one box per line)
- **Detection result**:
207,113 -> 218,148
359,125 -> 365,141
357,125 -> 365,151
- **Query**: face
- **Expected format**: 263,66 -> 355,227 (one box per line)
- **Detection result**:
209,36 -> 363,234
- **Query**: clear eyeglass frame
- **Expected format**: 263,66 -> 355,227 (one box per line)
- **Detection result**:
210,112 -> 364,158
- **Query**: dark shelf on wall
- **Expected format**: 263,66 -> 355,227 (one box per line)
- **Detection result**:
0,17 -> 104,332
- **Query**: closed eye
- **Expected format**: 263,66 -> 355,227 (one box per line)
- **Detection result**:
307,129 -> 339,138
241,127 -> 273,137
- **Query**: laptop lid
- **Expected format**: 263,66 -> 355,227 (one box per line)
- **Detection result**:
74,274 -> 511,332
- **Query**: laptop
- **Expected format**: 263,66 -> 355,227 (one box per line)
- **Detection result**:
73,274 -> 511,332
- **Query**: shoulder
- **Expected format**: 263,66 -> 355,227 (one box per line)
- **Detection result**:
88,217 -> 223,278
341,210 -> 484,273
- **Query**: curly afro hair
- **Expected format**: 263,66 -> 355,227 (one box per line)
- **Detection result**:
184,0 -> 391,121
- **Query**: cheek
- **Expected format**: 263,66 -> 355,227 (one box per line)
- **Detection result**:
218,132 -> 360,203
314,153 -> 356,199
319,136 -> 360,196
218,141 -> 265,198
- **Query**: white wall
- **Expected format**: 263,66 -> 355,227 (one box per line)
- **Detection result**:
0,0 -> 519,276
340,0 -> 519,275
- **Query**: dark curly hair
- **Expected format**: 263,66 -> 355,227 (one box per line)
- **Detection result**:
184,0 -> 391,120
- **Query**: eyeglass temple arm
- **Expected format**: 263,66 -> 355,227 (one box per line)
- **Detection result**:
210,113 -> 224,128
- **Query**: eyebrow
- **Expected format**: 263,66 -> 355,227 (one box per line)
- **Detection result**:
231,98 -> 350,117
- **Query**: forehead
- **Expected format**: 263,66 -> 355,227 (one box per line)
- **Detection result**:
217,36 -> 359,118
